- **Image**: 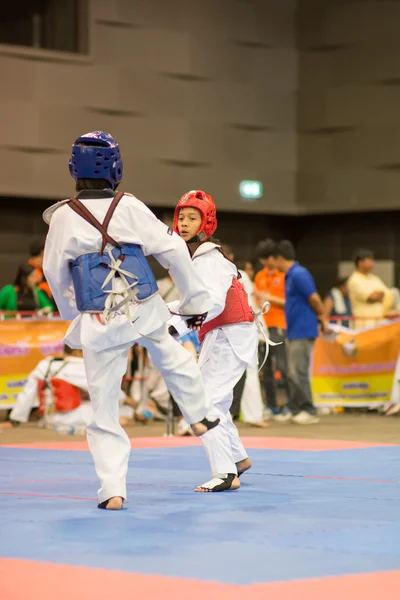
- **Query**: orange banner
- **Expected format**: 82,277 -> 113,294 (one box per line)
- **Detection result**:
0,319 -> 70,408
312,320 -> 400,407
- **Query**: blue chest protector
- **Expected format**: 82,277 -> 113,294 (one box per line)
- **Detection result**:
68,192 -> 158,315
71,244 -> 158,312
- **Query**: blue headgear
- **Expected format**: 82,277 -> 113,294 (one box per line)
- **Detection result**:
69,131 -> 123,189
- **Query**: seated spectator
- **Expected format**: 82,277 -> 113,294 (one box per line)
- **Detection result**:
0,345 -> 134,433
28,239 -> 53,302
347,249 -> 393,329
323,277 -> 352,328
0,263 -> 54,316
128,345 -> 171,422
157,274 -> 180,303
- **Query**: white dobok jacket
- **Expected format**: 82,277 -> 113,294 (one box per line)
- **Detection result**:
42,193 -> 213,351
169,242 -> 258,367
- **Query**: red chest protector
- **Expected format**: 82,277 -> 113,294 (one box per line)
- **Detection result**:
38,359 -> 82,414
199,276 -> 254,344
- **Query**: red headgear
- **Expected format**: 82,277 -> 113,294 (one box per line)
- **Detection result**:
173,190 -> 217,241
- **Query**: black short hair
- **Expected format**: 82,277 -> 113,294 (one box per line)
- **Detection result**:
221,243 -> 233,257
274,240 -> 296,261
256,239 -> 276,260
236,259 -> 252,271
29,239 -> 45,257
14,263 -> 35,287
76,178 -> 116,192
338,276 -> 348,287
352,248 -> 374,266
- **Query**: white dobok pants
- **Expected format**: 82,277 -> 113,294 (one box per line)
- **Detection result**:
83,324 -> 212,503
198,330 -> 249,477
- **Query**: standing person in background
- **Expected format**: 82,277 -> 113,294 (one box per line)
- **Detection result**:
347,249 -> 393,330
243,260 -> 255,282
236,259 -> 268,428
254,239 -> 291,420
274,240 -> 327,425
324,277 -> 352,328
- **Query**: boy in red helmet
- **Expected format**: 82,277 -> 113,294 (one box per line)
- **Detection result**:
169,190 -> 260,492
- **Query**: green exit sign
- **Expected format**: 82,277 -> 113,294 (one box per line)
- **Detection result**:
240,180 -> 263,199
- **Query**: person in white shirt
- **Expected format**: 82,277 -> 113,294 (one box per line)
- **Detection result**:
347,249 -> 393,329
42,131 -> 219,510
169,190 -> 260,492
236,260 -> 268,427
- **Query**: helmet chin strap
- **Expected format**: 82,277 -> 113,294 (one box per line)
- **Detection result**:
186,230 -> 207,244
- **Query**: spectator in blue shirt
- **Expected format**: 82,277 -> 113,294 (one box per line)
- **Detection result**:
274,241 -> 327,425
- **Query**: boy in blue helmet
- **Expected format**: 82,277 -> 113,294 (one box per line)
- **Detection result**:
42,131 -> 219,510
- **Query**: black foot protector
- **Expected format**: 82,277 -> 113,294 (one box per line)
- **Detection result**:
195,473 -> 237,492
97,498 -> 124,510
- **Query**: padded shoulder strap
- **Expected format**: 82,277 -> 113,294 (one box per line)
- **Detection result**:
67,192 -> 124,253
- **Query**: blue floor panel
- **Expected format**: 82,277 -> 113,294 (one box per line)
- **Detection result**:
0,445 -> 399,584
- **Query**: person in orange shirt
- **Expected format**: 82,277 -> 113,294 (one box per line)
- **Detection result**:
254,239 -> 291,420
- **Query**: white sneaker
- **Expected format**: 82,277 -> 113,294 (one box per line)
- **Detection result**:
263,408 -> 273,421
291,411 -> 320,425
273,412 -> 293,422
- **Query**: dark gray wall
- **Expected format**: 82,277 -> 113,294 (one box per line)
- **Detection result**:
0,0 -> 297,214
298,0 -> 400,213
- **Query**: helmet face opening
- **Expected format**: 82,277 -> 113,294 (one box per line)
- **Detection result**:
173,190 -> 217,241
68,131 -> 123,189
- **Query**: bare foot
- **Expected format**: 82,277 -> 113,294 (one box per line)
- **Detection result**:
236,457 -> 252,476
99,496 -> 124,510
195,474 -> 240,492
